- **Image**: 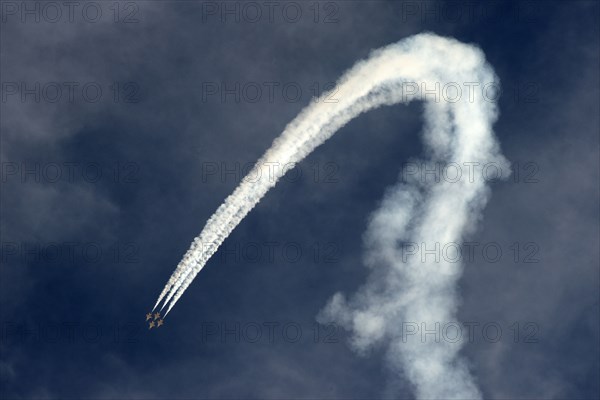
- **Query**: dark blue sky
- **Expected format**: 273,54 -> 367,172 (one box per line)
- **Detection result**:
1,1 -> 598,399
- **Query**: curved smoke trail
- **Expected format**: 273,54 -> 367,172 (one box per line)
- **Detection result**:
153,33 -> 507,399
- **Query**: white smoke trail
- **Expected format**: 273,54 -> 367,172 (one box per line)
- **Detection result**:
153,33 -> 507,398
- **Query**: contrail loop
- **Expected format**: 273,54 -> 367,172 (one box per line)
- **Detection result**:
151,33 -> 507,399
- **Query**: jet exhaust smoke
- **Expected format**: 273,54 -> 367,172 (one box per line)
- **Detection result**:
151,33 -> 507,398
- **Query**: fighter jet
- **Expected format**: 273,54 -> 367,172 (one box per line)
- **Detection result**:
146,312 -> 152,321
157,319 -> 164,327
149,321 -> 155,330
154,312 -> 161,321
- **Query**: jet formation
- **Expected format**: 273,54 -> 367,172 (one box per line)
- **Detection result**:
146,312 -> 164,329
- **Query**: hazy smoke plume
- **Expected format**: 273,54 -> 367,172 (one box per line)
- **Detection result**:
153,33 -> 507,399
